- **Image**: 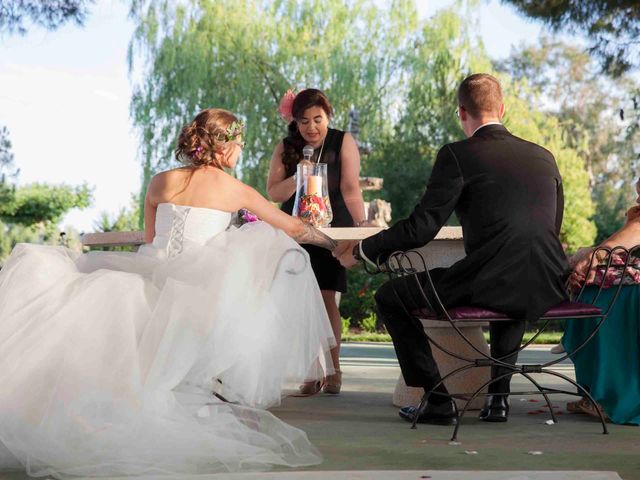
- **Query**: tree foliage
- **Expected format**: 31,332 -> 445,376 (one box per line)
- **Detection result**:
0,126 -> 17,178
94,194 -> 141,233
0,183 -> 92,263
497,37 -> 638,243
0,183 -> 92,226
130,1 -> 599,320
0,0 -> 96,264
129,0 -> 595,245
0,0 -> 94,35
0,127 -> 93,263
0,126 -> 18,211
502,0 -> 640,77
128,0 -> 419,212
366,7 -> 486,220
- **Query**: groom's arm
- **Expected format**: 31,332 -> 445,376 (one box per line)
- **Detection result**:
360,145 -> 464,265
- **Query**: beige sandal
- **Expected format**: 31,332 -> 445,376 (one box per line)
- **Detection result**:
322,369 -> 342,395
567,397 -> 588,413
567,397 -> 609,420
292,380 -> 324,397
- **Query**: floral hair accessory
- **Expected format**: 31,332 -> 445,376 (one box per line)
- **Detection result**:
278,89 -> 297,122
191,146 -> 204,158
224,120 -> 245,142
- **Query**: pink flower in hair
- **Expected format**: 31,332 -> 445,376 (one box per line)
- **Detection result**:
278,89 -> 297,122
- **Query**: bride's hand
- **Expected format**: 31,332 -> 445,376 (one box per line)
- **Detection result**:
291,222 -> 337,251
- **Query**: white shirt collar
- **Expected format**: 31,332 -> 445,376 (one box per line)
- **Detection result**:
472,122 -> 502,136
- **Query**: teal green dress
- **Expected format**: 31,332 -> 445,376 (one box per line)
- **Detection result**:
563,285 -> 640,425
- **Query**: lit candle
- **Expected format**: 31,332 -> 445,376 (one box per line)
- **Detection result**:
306,175 -> 323,196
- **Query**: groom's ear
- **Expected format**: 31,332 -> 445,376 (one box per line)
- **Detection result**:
458,106 -> 468,122
499,103 -> 505,119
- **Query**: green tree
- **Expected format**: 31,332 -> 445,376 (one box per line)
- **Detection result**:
0,183 -> 92,225
0,126 -> 18,211
130,0 -> 598,320
502,0 -> 640,77
0,126 -> 17,176
366,7 -> 485,220
94,194 -> 141,233
0,0 -> 97,264
496,38 -> 638,242
499,78 -> 596,250
0,183 -> 92,263
0,129 -> 93,263
0,0 -> 94,35
129,0 -> 419,216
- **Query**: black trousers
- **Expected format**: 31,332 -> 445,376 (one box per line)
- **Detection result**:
374,270 -> 526,396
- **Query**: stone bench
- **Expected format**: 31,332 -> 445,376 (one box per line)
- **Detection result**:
79,227 -> 388,248
392,319 -> 490,410
389,235 -> 490,410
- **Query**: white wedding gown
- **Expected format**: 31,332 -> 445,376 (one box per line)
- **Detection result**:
0,203 -> 335,478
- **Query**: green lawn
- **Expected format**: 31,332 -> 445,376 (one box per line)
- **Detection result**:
343,330 -> 563,344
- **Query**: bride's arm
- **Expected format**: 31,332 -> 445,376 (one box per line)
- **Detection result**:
143,175 -> 162,243
232,177 -> 337,251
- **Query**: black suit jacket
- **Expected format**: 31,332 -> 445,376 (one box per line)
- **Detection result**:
362,124 -> 569,321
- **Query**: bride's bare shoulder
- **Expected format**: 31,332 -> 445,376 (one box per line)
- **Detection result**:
152,167 -> 192,181
146,167 -> 194,201
149,166 -> 244,200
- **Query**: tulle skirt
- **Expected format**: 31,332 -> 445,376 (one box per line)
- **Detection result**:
0,222 -> 335,478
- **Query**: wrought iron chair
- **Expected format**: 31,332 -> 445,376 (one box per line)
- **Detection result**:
377,245 -> 639,441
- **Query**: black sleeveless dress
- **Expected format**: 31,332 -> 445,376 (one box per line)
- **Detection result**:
281,128 -> 353,292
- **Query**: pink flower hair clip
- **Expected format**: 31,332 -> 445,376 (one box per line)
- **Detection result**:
278,89 -> 297,123
191,146 -> 204,158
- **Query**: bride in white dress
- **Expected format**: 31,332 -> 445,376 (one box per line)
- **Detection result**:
0,108 -> 337,478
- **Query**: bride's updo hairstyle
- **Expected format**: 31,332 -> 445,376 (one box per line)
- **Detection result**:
282,89 -> 334,176
175,108 -> 239,169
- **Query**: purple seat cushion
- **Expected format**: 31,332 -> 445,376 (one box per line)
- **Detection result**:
543,301 -> 602,318
413,301 -> 602,321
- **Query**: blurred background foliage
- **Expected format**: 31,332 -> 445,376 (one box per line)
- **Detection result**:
1,0 -> 639,330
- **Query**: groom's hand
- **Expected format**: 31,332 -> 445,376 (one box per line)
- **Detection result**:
333,240 -> 355,258
333,240 -> 359,269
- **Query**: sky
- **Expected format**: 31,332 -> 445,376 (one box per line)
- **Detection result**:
0,0 -> 548,233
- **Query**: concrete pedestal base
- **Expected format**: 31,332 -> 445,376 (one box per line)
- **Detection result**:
392,321 -> 491,410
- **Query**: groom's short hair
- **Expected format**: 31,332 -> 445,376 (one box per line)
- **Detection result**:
457,73 -> 503,118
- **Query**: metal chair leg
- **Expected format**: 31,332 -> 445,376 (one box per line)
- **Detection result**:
520,371 -> 558,424
450,370 -> 516,442
411,391 -> 431,430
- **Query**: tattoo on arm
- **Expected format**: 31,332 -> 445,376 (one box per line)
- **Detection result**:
292,224 -> 338,251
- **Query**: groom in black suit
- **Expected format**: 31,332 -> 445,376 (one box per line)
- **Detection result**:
335,73 -> 569,424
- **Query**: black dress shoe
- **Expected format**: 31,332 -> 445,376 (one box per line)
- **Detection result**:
399,400 -> 457,425
479,395 -> 509,422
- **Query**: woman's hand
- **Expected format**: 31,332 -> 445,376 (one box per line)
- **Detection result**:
569,269 -> 586,292
626,205 -> 640,222
568,247 -> 609,291
298,159 -> 313,169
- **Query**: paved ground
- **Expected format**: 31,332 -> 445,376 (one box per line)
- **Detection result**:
268,343 -> 640,480
0,344 -> 638,480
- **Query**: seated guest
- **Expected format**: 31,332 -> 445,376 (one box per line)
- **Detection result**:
564,178 -> 640,425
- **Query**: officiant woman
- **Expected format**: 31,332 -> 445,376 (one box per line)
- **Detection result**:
267,88 -> 368,395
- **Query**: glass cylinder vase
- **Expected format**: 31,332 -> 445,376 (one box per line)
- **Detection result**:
292,163 -> 333,227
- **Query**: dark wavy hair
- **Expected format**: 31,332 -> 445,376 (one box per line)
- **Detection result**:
174,108 -> 239,169
281,89 -> 334,175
